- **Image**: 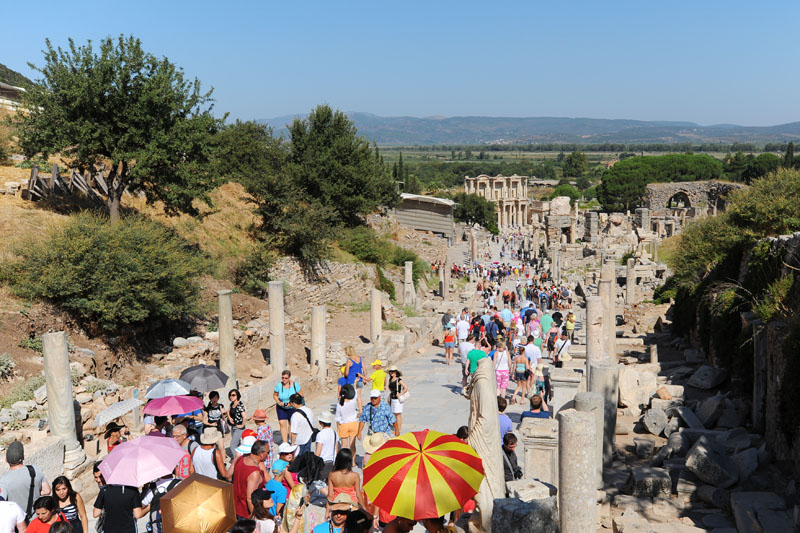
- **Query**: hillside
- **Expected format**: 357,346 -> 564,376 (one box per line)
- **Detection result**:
0,62 -> 33,89
260,113 -> 800,146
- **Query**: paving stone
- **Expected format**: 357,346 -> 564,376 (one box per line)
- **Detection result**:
729,492 -> 787,533
687,365 -> 728,389
685,436 -> 739,488
621,467 -> 672,498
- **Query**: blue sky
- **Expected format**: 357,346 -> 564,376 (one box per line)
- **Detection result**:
2,1 -> 798,125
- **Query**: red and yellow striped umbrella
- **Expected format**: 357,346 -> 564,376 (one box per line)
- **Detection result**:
362,429 -> 484,520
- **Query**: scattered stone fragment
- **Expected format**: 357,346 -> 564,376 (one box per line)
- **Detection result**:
491,496 -> 559,533
684,348 -> 704,363
685,436 -> 739,488
673,406 -> 704,428
663,416 -> 680,437
702,513 -> 735,529
656,385 -> 673,400
642,407 -> 668,435
505,479 -> 553,501
697,485 -> 730,510
172,337 -> 189,347
676,470 -> 699,496
621,467 -> 672,498
731,447 -> 759,481
729,492 -> 787,533
696,395 -> 724,428
34,385 -> 48,405
633,437 -> 655,458
687,365 -> 728,389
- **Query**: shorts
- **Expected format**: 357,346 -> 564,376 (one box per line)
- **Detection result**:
496,369 -> 510,389
275,404 -> 294,421
445,342 -> 455,349
514,372 -> 527,382
391,399 -> 404,414
338,421 -> 358,439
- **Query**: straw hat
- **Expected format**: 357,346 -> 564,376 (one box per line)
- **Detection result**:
534,364 -> 545,378
387,365 -> 399,373
319,411 -> 334,425
253,409 -> 267,421
329,493 -> 357,512
200,427 -> 222,445
363,432 -> 390,454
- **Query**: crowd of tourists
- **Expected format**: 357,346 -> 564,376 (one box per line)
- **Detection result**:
0,231 -> 575,533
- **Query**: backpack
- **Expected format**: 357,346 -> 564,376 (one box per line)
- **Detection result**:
147,479 -> 181,533
546,330 -> 558,350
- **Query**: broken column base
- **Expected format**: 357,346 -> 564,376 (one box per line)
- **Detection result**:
491,496 -> 559,533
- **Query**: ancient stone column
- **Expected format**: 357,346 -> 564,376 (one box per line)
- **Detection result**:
589,362 -> 619,468
42,332 -> 86,470
470,230 -> 478,264
217,290 -> 237,389
649,344 -> 658,364
600,262 -> 617,362
653,240 -> 659,262
585,295 -> 605,370
574,392 -> 604,488
625,257 -> 636,305
597,279 -> 614,362
370,288 -> 382,343
532,231 -> 539,259
311,305 -> 326,382
442,263 -> 451,298
268,281 -> 286,372
402,261 -> 415,306
558,409 -> 597,533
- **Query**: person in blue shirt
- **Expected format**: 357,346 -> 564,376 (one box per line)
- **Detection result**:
264,462 -> 288,517
358,390 -> 396,439
520,394 -> 551,421
497,397 -> 513,441
311,494 -> 352,533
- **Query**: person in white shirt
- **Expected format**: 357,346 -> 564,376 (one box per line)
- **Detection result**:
289,394 -> 315,456
315,412 -> 339,480
523,336 -> 542,368
335,385 -> 359,463
0,494 -> 26,533
553,332 -> 572,363
455,317 -> 470,344
458,335 -> 476,389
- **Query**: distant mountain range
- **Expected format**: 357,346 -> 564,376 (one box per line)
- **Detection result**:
260,112 -> 800,146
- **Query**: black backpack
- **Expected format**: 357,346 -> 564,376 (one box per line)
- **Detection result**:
147,479 -> 181,533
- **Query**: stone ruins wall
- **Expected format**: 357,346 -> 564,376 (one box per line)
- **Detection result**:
270,258 -> 375,314
643,181 -> 745,214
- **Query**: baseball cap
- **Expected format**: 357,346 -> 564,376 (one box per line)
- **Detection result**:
370,390 -> 381,399
235,436 -> 257,455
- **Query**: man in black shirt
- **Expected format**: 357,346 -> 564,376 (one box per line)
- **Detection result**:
93,485 -> 148,533
502,433 -> 522,483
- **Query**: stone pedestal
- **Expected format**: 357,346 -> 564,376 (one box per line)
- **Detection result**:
217,290 -> 237,389
311,305 -> 326,382
402,261 -> 415,306
268,281 -> 286,372
519,418 -> 559,486
589,362 -> 619,467
585,295 -> 605,374
625,258 -> 636,305
558,409 -> 597,533
370,288 -> 382,343
442,263 -> 451,297
574,392 -> 604,488
549,368 -> 582,416
42,332 -> 86,471
471,230 -> 478,264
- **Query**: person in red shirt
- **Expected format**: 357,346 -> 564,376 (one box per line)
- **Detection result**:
104,422 -> 127,452
26,496 -> 68,533
233,440 -> 268,519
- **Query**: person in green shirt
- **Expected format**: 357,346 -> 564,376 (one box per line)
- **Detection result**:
467,347 -> 488,374
539,313 -> 553,338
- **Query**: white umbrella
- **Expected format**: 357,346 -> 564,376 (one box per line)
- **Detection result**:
145,378 -> 192,399
93,398 -> 143,428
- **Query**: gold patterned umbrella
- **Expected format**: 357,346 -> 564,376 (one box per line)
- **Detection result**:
161,473 -> 235,533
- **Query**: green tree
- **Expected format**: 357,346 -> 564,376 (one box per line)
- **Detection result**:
12,35 -> 220,220
599,153 -> 722,212
550,184 -> 580,204
562,151 -> 588,177
785,141 -> 795,168
575,175 -> 591,191
450,193 -> 498,234
211,120 -> 286,185
287,105 -> 398,227
397,152 -> 405,185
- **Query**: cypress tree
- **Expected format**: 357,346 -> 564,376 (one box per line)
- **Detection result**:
785,142 -> 795,168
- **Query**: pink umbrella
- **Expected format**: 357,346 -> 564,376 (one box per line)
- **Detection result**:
143,395 -> 203,416
99,435 -> 185,486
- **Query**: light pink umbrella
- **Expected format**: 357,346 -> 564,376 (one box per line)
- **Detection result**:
143,395 -> 204,416
99,435 -> 186,486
